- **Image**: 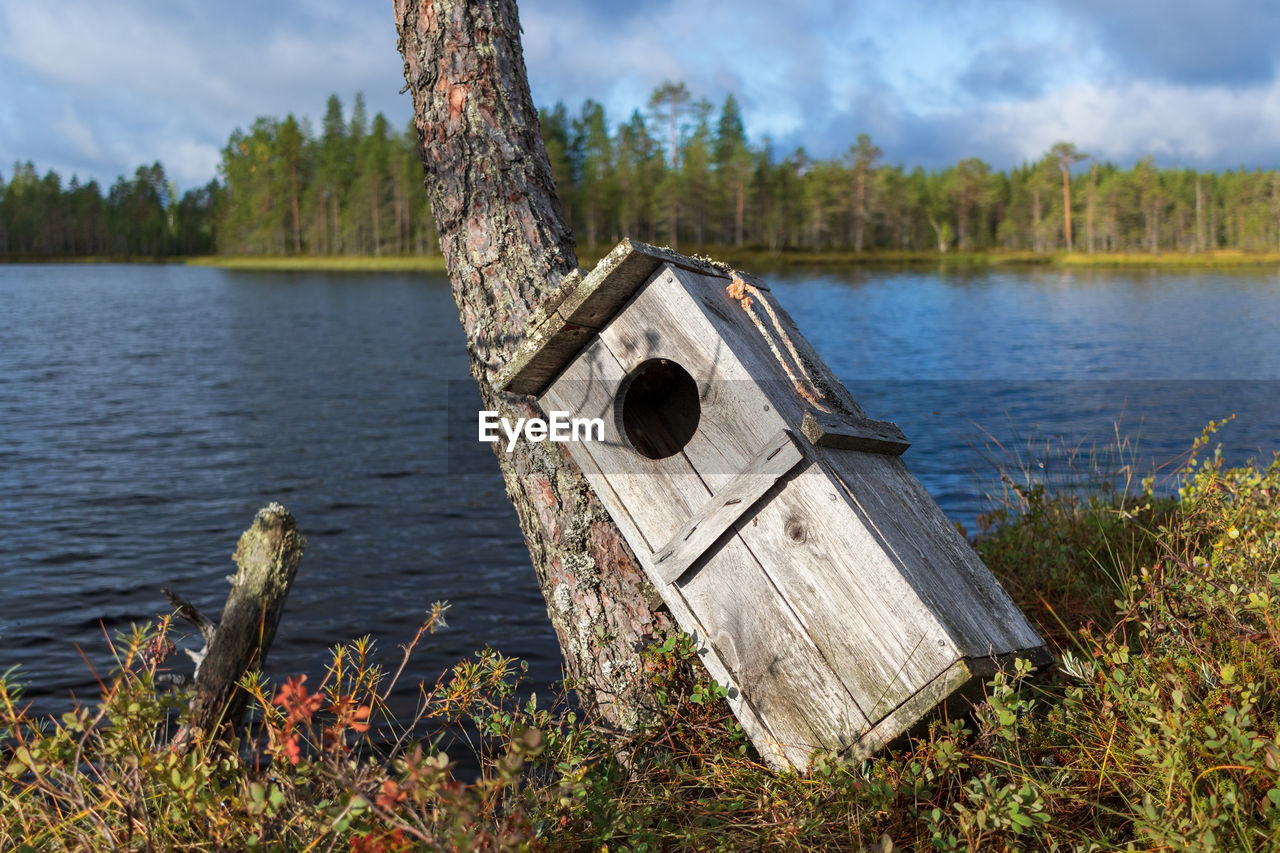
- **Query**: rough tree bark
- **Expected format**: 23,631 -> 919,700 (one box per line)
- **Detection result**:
394,0 -> 675,731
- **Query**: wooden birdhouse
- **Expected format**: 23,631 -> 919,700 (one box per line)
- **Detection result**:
500,240 -> 1051,772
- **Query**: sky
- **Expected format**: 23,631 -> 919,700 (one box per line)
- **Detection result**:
3,0 -> 1280,192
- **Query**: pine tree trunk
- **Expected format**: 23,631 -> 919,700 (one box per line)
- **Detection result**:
291,167 -> 302,254
1195,176 -> 1205,252
1032,187 -> 1042,253
394,180 -> 404,255
330,195 -> 340,254
1061,165 -> 1073,252
854,169 -> 866,252
735,170 -> 745,248
1086,165 -> 1096,254
394,0 -> 674,731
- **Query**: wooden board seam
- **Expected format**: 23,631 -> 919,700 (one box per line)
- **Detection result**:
652,430 -> 805,584
845,647 -> 1055,760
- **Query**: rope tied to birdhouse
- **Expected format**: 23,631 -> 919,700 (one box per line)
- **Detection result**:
726,274 -> 830,412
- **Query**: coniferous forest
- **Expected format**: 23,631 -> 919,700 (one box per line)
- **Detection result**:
0,161 -> 217,258
6,86 -> 1280,259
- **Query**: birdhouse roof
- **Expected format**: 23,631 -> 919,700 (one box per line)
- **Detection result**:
499,239 -> 768,396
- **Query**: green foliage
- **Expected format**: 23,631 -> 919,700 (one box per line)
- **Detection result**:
532,81 -> 1280,258
215,94 -> 436,257
11,80 -> 1280,262
6,434 -> 1280,850
0,160 -> 215,258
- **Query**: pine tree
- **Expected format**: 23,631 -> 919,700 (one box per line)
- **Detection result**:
681,99 -> 713,250
319,94 -> 349,254
714,94 -> 750,247
647,81 -> 689,247
572,100 -> 613,250
846,134 -> 882,252
1049,142 -> 1088,251
278,115 -> 306,254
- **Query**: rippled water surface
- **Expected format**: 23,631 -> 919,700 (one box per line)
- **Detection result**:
2,262 -> 1278,716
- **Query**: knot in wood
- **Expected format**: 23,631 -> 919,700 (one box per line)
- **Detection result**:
784,517 -> 808,544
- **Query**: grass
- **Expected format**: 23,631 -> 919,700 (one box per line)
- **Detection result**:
6,247 -> 1280,273
4,422 -> 1280,850
577,246 -> 1280,271
574,247 -> 1056,270
1056,249 -> 1280,268
571,245 -> 1280,271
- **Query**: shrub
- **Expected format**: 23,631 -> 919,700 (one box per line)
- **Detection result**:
4,428 -> 1280,851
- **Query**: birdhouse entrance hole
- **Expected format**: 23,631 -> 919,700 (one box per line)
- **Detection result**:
619,358 -> 700,460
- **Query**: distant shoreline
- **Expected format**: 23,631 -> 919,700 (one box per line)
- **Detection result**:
5,249 -> 1280,272
185,255 -> 451,272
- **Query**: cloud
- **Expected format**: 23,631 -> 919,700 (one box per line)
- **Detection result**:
0,0 -> 407,125
52,109 -> 100,161
1057,0 -> 1280,87
958,42 -> 1057,101
151,138 -> 223,188
4,0 -> 1280,191
833,76 -> 1280,172
971,78 -> 1280,168
0,0 -> 408,190
519,0 -> 860,146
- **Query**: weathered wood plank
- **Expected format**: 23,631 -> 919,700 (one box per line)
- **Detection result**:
674,267 -> 866,421
600,263 -> 1048,721
543,337 -> 869,769
500,242 -> 668,395
801,409 -> 910,456
556,240 -> 676,329
848,648 -> 1054,759
531,252 -> 1047,768
730,463 -> 957,721
539,390 -> 792,768
540,337 -> 706,551
652,429 -> 804,584
674,543 -> 867,767
597,266 -> 790,496
596,267 -> 958,720
820,449 -> 1049,658
848,655 -> 978,760
499,310 -> 599,396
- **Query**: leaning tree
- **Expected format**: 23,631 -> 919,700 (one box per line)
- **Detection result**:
393,0 -> 675,729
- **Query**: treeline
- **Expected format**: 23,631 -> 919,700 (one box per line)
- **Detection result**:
218,86 -> 1280,258
217,94 -> 435,256
7,84 -> 1280,260
543,83 -> 1280,255
0,162 -> 216,258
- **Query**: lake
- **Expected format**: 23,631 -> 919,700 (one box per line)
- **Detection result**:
2,262 -> 1278,719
